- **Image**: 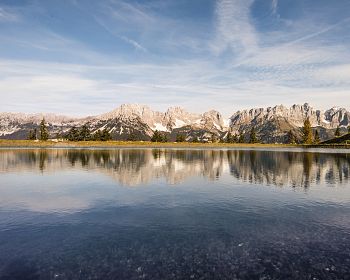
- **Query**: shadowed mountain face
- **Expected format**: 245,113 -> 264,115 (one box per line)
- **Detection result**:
1,148 -> 349,189
1,103 -> 349,143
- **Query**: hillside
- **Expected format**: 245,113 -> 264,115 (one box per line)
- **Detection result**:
321,133 -> 350,144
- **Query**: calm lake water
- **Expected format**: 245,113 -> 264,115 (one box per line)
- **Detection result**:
0,148 -> 350,280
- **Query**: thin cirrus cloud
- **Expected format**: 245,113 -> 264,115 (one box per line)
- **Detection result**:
0,0 -> 349,117
212,0 -> 258,56
271,0 -> 278,15
0,7 -> 20,22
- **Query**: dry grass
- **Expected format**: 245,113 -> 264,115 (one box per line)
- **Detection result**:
0,140 -> 348,149
0,139 -> 300,148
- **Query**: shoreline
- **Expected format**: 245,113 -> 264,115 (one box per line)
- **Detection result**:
0,140 -> 349,150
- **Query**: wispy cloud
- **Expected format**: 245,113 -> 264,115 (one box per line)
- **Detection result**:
120,36 -> 147,52
0,0 -> 350,116
0,7 -> 20,22
111,1 -> 154,26
271,0 -> 278,15
284,16 -> 350,47
93,15 -> 148,52
212,0 -> 257,56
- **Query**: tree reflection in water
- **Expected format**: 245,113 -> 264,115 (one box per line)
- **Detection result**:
0,149 -> 349,188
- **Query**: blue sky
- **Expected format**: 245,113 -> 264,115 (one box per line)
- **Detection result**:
0,0 -> 350,116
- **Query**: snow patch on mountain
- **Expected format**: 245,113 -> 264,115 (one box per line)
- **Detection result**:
1,103 -> 349,142
153,123 -> 168,131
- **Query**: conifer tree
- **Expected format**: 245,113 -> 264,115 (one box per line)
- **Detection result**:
232,134 -> 238,143
28,129 -> 36,140
93,130 -> 102,141
249,127 -> 258,143
101,128 -> 111,141
151,130 -> 167,142
313,130 -> 320,144
127,134 -> 137,141
238,133 -> 245,143
176,133 -> 186,142
79,124 -> 91,141
67,127 -> 79,141
151,130 -> 161,142
302,118 -> 313,144
226,133 -> 232,143
348,126 -> 350,134
192,136 -> 199,143
335,126 -> 341,137
161,133 -> 168,143
40,118 -> 49,141
287,130 -> 296,144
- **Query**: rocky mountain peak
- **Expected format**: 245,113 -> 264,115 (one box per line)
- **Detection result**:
1,103 -> 349,142
325,107 -> 350,127
200,110 -> 227,131
99,104 -> 156,120
164,107 -> 200,129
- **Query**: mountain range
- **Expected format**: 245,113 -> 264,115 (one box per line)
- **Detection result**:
1,103 -> 349,143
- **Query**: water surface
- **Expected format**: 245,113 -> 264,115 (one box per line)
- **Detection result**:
0,148 -> 350,279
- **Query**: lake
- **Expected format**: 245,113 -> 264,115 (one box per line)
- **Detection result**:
0,148 -> 350,279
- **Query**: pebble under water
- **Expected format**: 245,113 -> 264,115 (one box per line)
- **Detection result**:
0,148 -> 349,279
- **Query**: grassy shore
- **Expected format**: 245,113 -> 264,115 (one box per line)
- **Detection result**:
0,139 -> 349,149
0,139 -> 288,148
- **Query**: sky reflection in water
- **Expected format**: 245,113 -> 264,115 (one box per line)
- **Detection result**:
0,148 -> 350,279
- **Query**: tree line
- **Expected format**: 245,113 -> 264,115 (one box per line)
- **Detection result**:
65,124 -> 111,141
28,119 -> 49,141
28,118 -> 350,143
300,118 -> 350,144
28,119 -> 111,141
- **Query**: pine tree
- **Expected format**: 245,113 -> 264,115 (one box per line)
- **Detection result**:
40,118 -> 49,141
348,126 -> 350,134
335,126 -> 341,137
161,133 -> 168,143
101,128 -> 111,141
238,133 -> 245,143
249,127 -> 258,143
211,134 -> 217,143
28,129 -> 36,140
176,133 -> 186,142
232,134 -> 238,143
226,133 -> 232,143
151,130 -> 161,142
151,130 -> 167,142
93,130 -> 102,141
79,124 -> 91,141
127,134 -> 137,141
287,130 -> 296,144
313,130 -> 320,144
302,118 -> 313,144
67,127 -> 79,141
192,136 -> 199,143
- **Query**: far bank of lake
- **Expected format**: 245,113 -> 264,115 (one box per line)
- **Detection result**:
0,139 -> 349,150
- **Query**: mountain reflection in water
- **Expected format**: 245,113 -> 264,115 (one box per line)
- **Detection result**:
1,148 -> 350,279
1,148 -> 349,188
